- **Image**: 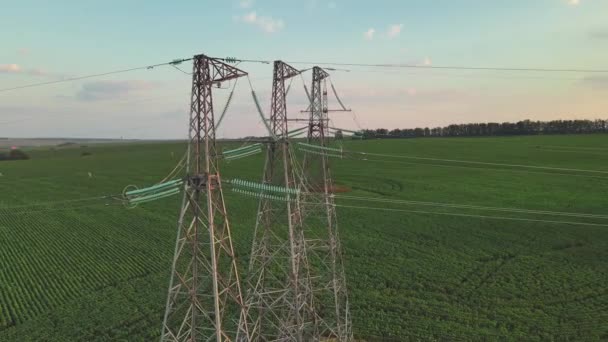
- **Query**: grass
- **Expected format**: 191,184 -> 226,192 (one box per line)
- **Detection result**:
1,134 -> 607,340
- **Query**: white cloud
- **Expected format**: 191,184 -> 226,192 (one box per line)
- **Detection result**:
364,28 -> 376,40
239,0 -> 254,8
0,64 -> 21,73
242,11 -> 257,22
387,24 -> 404,38
0,64 -> 52,76
76,80 -> 158,101
238,11 -> 285,33
567,0 -> 580,5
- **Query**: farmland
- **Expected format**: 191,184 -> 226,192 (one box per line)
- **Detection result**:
1,134 -> 607,340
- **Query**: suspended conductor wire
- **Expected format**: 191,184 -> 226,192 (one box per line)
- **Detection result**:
227,190 -> 608,228
219,56 -> 608,73
246,75 -> 277,140
0,57 -> 193,93
285,76 -> 294,97
0,195 -> 120,211
300,73 -> 312,110
171,64 -> 192,75
215,78 -> 239,131
339,154 -> 608,180
1,202 -> 124,216
340,148 -> 608,175
283,60 -> 608,73
157,152 -> 188,184
334,194 -> 608,220
331,203 -> 608,228
329,78 -> 349,111
0,197 -> 124,216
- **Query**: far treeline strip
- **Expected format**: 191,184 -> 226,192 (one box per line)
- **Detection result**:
360,119 -> 608,139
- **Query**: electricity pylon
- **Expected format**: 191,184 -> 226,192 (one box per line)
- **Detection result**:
161,54 -> 250,342
240,61 -> 318,341
300,66 -> 352,341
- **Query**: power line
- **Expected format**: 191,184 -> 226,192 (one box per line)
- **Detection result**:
333,203 -> 608,228
171,64 -> 192,75
334,194 -> 608,220
282,61 -> 608,73
0,202 -> 122,217
0,195 -> 116,211
341,148 -> 608,174
341,68 -> 585,81
192,56 -> 608,73
2,55 -> 605,95
340,153 -> 608,180
220,56 -> 608,73
228,189 -> 608,228
0,58 -> 193,93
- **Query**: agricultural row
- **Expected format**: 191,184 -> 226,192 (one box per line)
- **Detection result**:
1,135 -> 607,340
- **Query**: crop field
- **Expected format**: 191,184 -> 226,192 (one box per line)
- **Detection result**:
1,134 -> 607,341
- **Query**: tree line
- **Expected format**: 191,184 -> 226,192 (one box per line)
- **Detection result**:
0,150 -> 29,161
355,119 -> 608,139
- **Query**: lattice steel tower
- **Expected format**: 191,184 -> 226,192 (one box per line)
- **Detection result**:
240,61 -> 319,341
161,54 -> 250,342
301,66 -> 352,341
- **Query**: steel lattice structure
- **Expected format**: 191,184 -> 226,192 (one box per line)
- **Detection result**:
161,54 -> 250,342
299,66 -> 352,341
240,60 -> 318,341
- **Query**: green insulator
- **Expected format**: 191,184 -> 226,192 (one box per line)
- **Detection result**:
299,142 -> 342,153
129,187 -> 181,204
125,179 -> 183,197
299,147 -> 342,159
224,143 -> 261,155
225,149 -> 261,161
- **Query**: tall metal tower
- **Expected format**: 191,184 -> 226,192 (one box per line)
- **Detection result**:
241,61 -> 318,341
161,54 -> 250,342
300,66 -> 352,341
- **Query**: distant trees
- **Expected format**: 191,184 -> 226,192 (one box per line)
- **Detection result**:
335,129 -> 344,140
357,119 -> 608,139
0,149 -> 30,161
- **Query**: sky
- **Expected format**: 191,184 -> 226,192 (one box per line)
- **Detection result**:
1,0 -> 608,139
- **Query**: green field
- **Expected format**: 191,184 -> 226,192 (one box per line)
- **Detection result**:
1,135 -> 608,341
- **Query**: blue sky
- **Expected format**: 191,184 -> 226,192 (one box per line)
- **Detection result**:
1,0 -> 608,139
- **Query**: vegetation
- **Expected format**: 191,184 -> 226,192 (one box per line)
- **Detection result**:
0,149 -> 30,161
361,119 -> 608,139
0,134 -> 607,340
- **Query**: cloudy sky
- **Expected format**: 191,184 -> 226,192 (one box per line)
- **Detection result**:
1,0 -> 607,139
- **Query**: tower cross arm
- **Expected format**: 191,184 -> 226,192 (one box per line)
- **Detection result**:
195,54 -> 249,84
275,60 -> 301,81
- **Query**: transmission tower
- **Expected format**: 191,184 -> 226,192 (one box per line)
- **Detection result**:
300,66 -> 352,341
240,61 -> 318,341
161,54 -> 250,342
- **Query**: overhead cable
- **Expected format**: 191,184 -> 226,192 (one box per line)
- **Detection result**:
335,194 -> 608,220
0,57 -> 192,93
332,203 -> 608,228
